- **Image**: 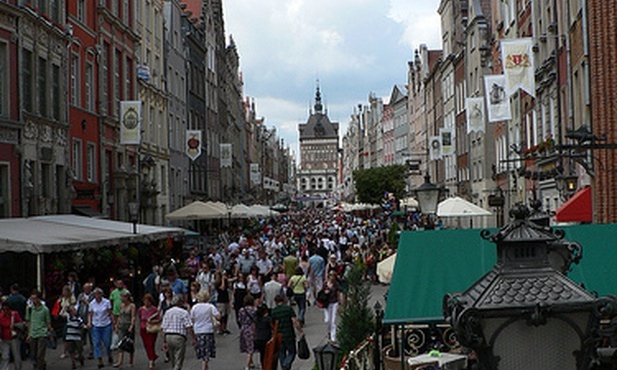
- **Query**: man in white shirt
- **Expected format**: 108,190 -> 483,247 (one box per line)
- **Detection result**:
162,295 -> 196,370
262,273 -> 283,309
255,251 -> 274,278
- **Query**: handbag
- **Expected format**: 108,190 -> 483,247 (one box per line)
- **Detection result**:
316,289 -> 329,308
297,335 -> 310,360
118,334 -> 134,353
146,321 -> 161,334
110,331 -> 120,350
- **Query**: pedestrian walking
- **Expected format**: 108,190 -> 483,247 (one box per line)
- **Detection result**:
138,294 -> 159,370
113,292 -> 135,368
323,271 -> 340,342
288,266 -> 308,326
76,283 -> 94,359
189,291 -> 220,370
0,300 -> 23,370
262,273 -> 282,310
64,306 -> 85,370
308,253 -> 325,305
161,295 -> 195,370
87,288 -> 114,368
25,290 -> 53,370
231,272 -> 247,330
253,304 -> 272,370
270,295 -> 304,370
238,295 -> 257,370
213,271 -> 231,335
58,285 -> 77,359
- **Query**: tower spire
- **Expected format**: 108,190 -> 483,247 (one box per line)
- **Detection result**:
314,81 -> 323,113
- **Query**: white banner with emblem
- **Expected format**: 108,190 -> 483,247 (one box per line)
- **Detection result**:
484,74 -> 512,122
466,97 -> 485,134
220,143 -> 232,168
250,163 -> 261,185
120,101 -> 141,144
186,130 -> 202,161
501,38 -> 535,97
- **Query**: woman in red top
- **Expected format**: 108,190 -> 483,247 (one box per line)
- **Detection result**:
138,294 -> 159,370
0,301 -> 23,370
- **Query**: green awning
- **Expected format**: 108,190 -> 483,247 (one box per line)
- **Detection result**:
383,229 -> 496,324
383,224 -> 617,324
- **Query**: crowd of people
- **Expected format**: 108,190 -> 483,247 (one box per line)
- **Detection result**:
0,208 -> 395,370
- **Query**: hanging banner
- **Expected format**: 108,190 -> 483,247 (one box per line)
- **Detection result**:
120,101 -> 141,144
429,136 -> 442,161
440,128 -> 454,156
220,143 -> 232,168
484,74 -> 512,122
186,130 -> 202,161
501,38 -> 535,97
250,163 -> 261,185
466,97 -> 485,134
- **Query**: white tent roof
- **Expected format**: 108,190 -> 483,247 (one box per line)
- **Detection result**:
165,201 -> 227,220
0,215 -> 183,254
437,196 -> 492,217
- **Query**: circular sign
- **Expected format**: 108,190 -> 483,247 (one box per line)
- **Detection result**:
123,107 -> 139,129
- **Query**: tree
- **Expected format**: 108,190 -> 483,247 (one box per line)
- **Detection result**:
337,261 -> 375,354
353,165 -> 408,204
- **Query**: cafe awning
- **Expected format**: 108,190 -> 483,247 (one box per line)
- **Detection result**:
0,215 -> 184,254
384,223 -> 617,325
555,186 -> 592,223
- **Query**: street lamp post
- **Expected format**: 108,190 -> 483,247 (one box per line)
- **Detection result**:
414,173 -> 442,229
373,301 -> 384,370
444,204 -> 610,369
128,199 -> 139,234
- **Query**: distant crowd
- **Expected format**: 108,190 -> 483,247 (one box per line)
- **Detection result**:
0,208 -> 395,370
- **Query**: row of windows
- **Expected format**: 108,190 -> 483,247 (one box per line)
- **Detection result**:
71,139 -> 97,183
22,49 -> 62,120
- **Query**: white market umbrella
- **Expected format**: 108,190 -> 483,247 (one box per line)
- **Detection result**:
230,203 -> 252,219
248,205 -> 280,218
377,253 -> 397,284
437,196 -> 492,217
400,197 -> 419,209
165,201 -> 227,220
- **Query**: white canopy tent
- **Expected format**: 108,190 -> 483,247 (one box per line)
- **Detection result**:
437,196 -> 492,217
0,215 -> 183,291
377,253 -> 397,284
165,201 -> 228,220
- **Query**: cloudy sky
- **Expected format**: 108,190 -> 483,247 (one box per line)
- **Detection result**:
222,0 -> 442,158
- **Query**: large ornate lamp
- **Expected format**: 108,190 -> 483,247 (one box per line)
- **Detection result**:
444,204 -> 606,369
414,173 -> 441,215
313,342 -> 341,370
128,199 -> 139,234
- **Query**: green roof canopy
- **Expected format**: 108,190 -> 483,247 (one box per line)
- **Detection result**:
383,224 -> 617,324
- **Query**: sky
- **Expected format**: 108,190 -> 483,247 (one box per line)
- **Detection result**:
222,0 -> 443,159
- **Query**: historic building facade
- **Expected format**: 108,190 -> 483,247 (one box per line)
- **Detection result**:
297,87 -> 339,202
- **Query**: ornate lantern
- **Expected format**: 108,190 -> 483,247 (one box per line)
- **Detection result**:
444,204 -> 605,369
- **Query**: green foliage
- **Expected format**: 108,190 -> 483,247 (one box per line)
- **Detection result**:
337,262 -> 375,354
353,165 -> 408,204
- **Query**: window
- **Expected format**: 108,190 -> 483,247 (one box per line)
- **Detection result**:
52,64 -> 60,120
71,54 -> 79,106
0,164 -> 9,218
0,43 -> 7,117
123,0 -> 129,24
38,57 -> 47,116
41,163 -> 51,198
101,43 -> 108,114
77,0 -> 86,22
160,165 -> 166,194
87,143 -> 96,182
124,57 -> 132,100
114,50 -> 121,115
22,49 -> 32,112
85,62 -> 93,110
149,106 -> 155,142
50,0 -> 60,22
72,139 -> 83,181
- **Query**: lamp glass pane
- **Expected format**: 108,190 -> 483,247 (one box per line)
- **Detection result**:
416,189 -> 439,214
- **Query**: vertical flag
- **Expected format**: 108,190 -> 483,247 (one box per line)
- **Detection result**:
440,128 -> 454,156
120,101 -> 141,144
429,136 -> 442,160
484,75 -> 512,122
466,97 -> 485,134
220,143 -> 232,168
501,38 -> 535,97
250,163 -> 261,185
186,130 -> 202,160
